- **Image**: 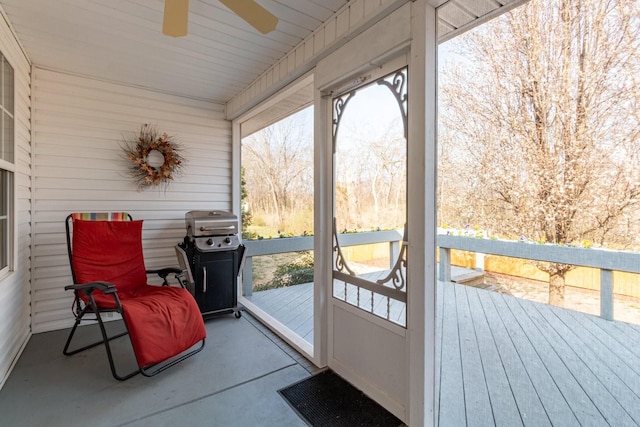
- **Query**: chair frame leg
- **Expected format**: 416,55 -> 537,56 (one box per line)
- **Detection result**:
139,338 -> 206,377
95,308 -> 142,381
63,303 -> 141,381
63,300 -> 206,381
62,305 -> 128,356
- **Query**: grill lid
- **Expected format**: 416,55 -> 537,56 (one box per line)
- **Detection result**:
186,210 -> 238,237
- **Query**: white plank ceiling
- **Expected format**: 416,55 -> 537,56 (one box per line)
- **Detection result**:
0,0 -> 526,104
0,0 -> 349,103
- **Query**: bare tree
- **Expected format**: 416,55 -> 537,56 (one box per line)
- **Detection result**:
439,0 -> 640,306
334,90 -> 407,231
242,111 -> 313,231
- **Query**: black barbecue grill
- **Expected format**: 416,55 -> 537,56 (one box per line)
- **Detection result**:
176,210 -> 245,319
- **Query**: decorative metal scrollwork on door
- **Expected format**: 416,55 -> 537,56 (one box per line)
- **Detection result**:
376,68 -> 408,140
332,90 -> 356,144
331,66 -> 408,326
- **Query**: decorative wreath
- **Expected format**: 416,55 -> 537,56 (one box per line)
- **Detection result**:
121,124 -> 186,189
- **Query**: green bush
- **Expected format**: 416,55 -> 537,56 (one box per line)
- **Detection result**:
254,251 -> 314,291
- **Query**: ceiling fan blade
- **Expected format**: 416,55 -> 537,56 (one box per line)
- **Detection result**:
219,0 -> 278,34
163,0 -> 189,37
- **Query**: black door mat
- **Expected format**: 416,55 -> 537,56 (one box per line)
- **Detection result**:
279,370 -> 404,427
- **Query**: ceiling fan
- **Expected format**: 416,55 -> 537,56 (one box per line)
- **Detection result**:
163,0 -> 278,37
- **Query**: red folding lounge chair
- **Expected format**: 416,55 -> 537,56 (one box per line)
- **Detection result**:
63,212 -> 206,380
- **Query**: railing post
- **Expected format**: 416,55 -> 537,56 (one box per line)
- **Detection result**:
600,268 -> 613,321
242,255 -> 253,297
389,240 -> 400,269
475,253 -> 485,272
439,247 -> 452,283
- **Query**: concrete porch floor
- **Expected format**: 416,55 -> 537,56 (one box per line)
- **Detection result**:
0,313 -> 321,426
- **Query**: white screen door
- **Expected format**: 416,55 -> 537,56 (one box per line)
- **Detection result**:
327,55 -> 409,421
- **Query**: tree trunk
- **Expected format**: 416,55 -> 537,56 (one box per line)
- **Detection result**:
548,272 -> 565,307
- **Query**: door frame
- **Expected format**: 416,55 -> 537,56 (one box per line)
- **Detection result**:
233,73 -> 317,361
324,54 -> 410,421
314,4 -> 438,423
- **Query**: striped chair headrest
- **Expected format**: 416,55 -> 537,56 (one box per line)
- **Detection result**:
71,212 -> 131,221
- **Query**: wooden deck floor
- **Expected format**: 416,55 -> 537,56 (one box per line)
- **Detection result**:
246,282 -> 316,342
246,277 -> 640,426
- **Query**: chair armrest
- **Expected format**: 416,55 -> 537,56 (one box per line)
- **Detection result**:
65,281 -> 121,311
65,281 -> 116,294
147,267 -> 183,286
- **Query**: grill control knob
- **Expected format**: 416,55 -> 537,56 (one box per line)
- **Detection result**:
206,238 -> 214,246
224,237 -> 231,244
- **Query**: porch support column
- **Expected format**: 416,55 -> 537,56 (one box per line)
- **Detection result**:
313,79 -> 331,367
232,120 -> 244,299
407,1 -> 437,426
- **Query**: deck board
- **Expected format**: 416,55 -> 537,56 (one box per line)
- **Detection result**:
245,278 -> 640,426
564,309 -> 640,380
537,303 -> 640,424
502,294 -> 609,426
592,313 -> 640,362
487,292 -> 580,426
245,283 -> 315,342
464,286 -> 524,427
438,280 -> 467,426
475,288 -> 552,427
611,316 -> 640,342
528,302 -> 639,426
455,284 -> 495,426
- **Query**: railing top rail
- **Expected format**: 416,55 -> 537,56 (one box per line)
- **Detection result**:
244,235 -> 312,256
243,230 -> 640,274
438,234 -> 640,275
337,229 -> 403,246
244,229 -> 402,257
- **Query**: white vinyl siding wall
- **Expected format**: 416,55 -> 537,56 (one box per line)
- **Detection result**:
0,9 -> 32,390
31,68 -> 231,333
